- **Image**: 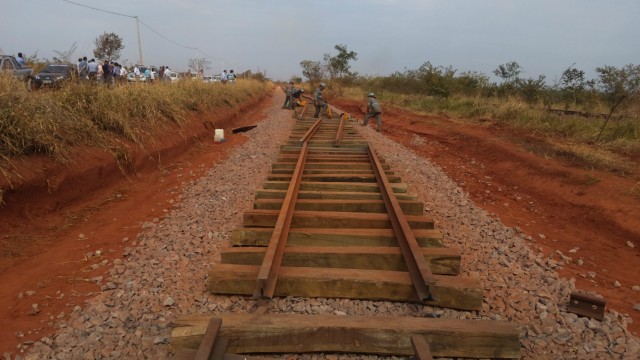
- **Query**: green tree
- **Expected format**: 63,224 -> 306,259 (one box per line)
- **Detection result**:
93,32 -> 124,62
595,64 -> 640,102
300,60 -> 325,84
516,75 -> 547,104
560,64 -> 588,107
323,44 -> 358,81
493,61 -> 522,97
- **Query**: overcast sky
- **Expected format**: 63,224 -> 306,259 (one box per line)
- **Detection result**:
2,0 -> 638,82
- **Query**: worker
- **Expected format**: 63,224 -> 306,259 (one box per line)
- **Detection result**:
362,92 -> 383,132
313,83 -> 327,118
291,88 -> 304,108
283,81 -> 294,109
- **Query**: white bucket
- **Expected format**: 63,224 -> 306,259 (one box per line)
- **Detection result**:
214,129 -> 225,143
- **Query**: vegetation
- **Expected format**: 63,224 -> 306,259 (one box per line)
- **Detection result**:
93,32 -> 124,62
0,75 -> 271,186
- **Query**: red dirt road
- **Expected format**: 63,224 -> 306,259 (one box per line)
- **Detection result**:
0,93 -> 638,354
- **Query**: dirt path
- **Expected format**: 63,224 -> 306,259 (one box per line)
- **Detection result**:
1,92 -> 638,355
333,98 -> 640,335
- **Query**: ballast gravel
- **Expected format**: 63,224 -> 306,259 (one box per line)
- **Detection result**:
15,93 -> 640,360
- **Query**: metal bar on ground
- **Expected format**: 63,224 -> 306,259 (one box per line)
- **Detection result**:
194,318 -> 226,360
411,335 -> 434,360
300,119 -> 322,143
367,145 -> 436,301
334,117 -> 345,147
567,292 -> 606,320
253,142 -> 309,299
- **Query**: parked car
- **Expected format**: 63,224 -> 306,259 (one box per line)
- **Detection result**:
203,75 -> 213,83
168,72 -> 180,82
1,55 -> 33,89
33,64 -> 73,89
126,72 -> 146,82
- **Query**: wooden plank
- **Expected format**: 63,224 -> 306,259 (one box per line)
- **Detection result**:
255,189 -> 415,201
264,181 -> 407,193
231,228 -> 443,248
242,210 -> 434,229
267,174 -> 402,183
220,246 -> 460,275
254,199 -> 423,216
171,313 -> 520,359
208,264 -> 482,310
272,162 -> 389,170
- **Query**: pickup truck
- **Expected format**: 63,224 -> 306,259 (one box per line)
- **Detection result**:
1,55 -> 33,89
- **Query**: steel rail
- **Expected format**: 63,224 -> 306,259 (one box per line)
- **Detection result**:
300,118 -> 323,143
367,145 -> 436,301
253,142 -> 309,299
334,117 -> 345,147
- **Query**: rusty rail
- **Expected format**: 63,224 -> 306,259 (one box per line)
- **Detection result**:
334,117 -> 345,147
300,118 -> 322,143
367,145 -> 436,301
253,142 -> 309,299
193,318 -> 226,360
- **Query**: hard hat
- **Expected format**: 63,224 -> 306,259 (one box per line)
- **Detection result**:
319,83 -> 326,88
300,89 -> 304,93
368,92 -> 376,97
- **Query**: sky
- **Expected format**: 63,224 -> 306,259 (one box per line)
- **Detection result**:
1,0 -> 639,82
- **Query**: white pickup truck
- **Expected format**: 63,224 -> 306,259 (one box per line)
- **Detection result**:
1,55 -> 33,89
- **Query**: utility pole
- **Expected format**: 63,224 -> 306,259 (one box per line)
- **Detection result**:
135,16 -> 143,65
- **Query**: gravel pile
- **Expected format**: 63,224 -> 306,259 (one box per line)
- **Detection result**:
14,96 -> 640,360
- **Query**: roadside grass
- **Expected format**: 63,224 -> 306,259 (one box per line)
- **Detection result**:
0,74 -> 271,188
338,87 -> 639,174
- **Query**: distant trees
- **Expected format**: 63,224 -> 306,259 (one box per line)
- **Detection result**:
324,44 -> 358,81
93,32 -> 124,62
299,60 -> 325,84
595,64 -> 640,103
188,58 -> 211,73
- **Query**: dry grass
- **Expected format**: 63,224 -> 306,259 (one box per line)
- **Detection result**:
338,86 -> 639,174
0,74 -> 271,185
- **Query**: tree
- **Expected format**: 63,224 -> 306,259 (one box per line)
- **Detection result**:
493,61 -> 522,85
560,64 -> 589,107
93,32 -> 124,62
188,58 -> 212,73
323,44 -> 358,81
516,75 -> 547,104
493,61 -> 522,97
595,64 -> 640,102
52,42 -> 77,64
300,60 -> 325,84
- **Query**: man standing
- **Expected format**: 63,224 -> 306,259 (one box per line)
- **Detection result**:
362,92 -> 383,132
313,83 -> 327,118
221,70 -> 228,85
16,52 -> 25,68
78,56 -> 88,80
283,81 -> 294,109
88,59 -> 98,80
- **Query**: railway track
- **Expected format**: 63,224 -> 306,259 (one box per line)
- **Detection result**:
171,99 -> 521,359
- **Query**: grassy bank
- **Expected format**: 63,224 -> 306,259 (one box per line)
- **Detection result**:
339,87 -> 639,174
0,75 -> 271,185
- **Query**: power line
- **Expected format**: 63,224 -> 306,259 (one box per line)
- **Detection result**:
59,0 -> 236,70
60,0 -> 135,18
137,19 -> 197,50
